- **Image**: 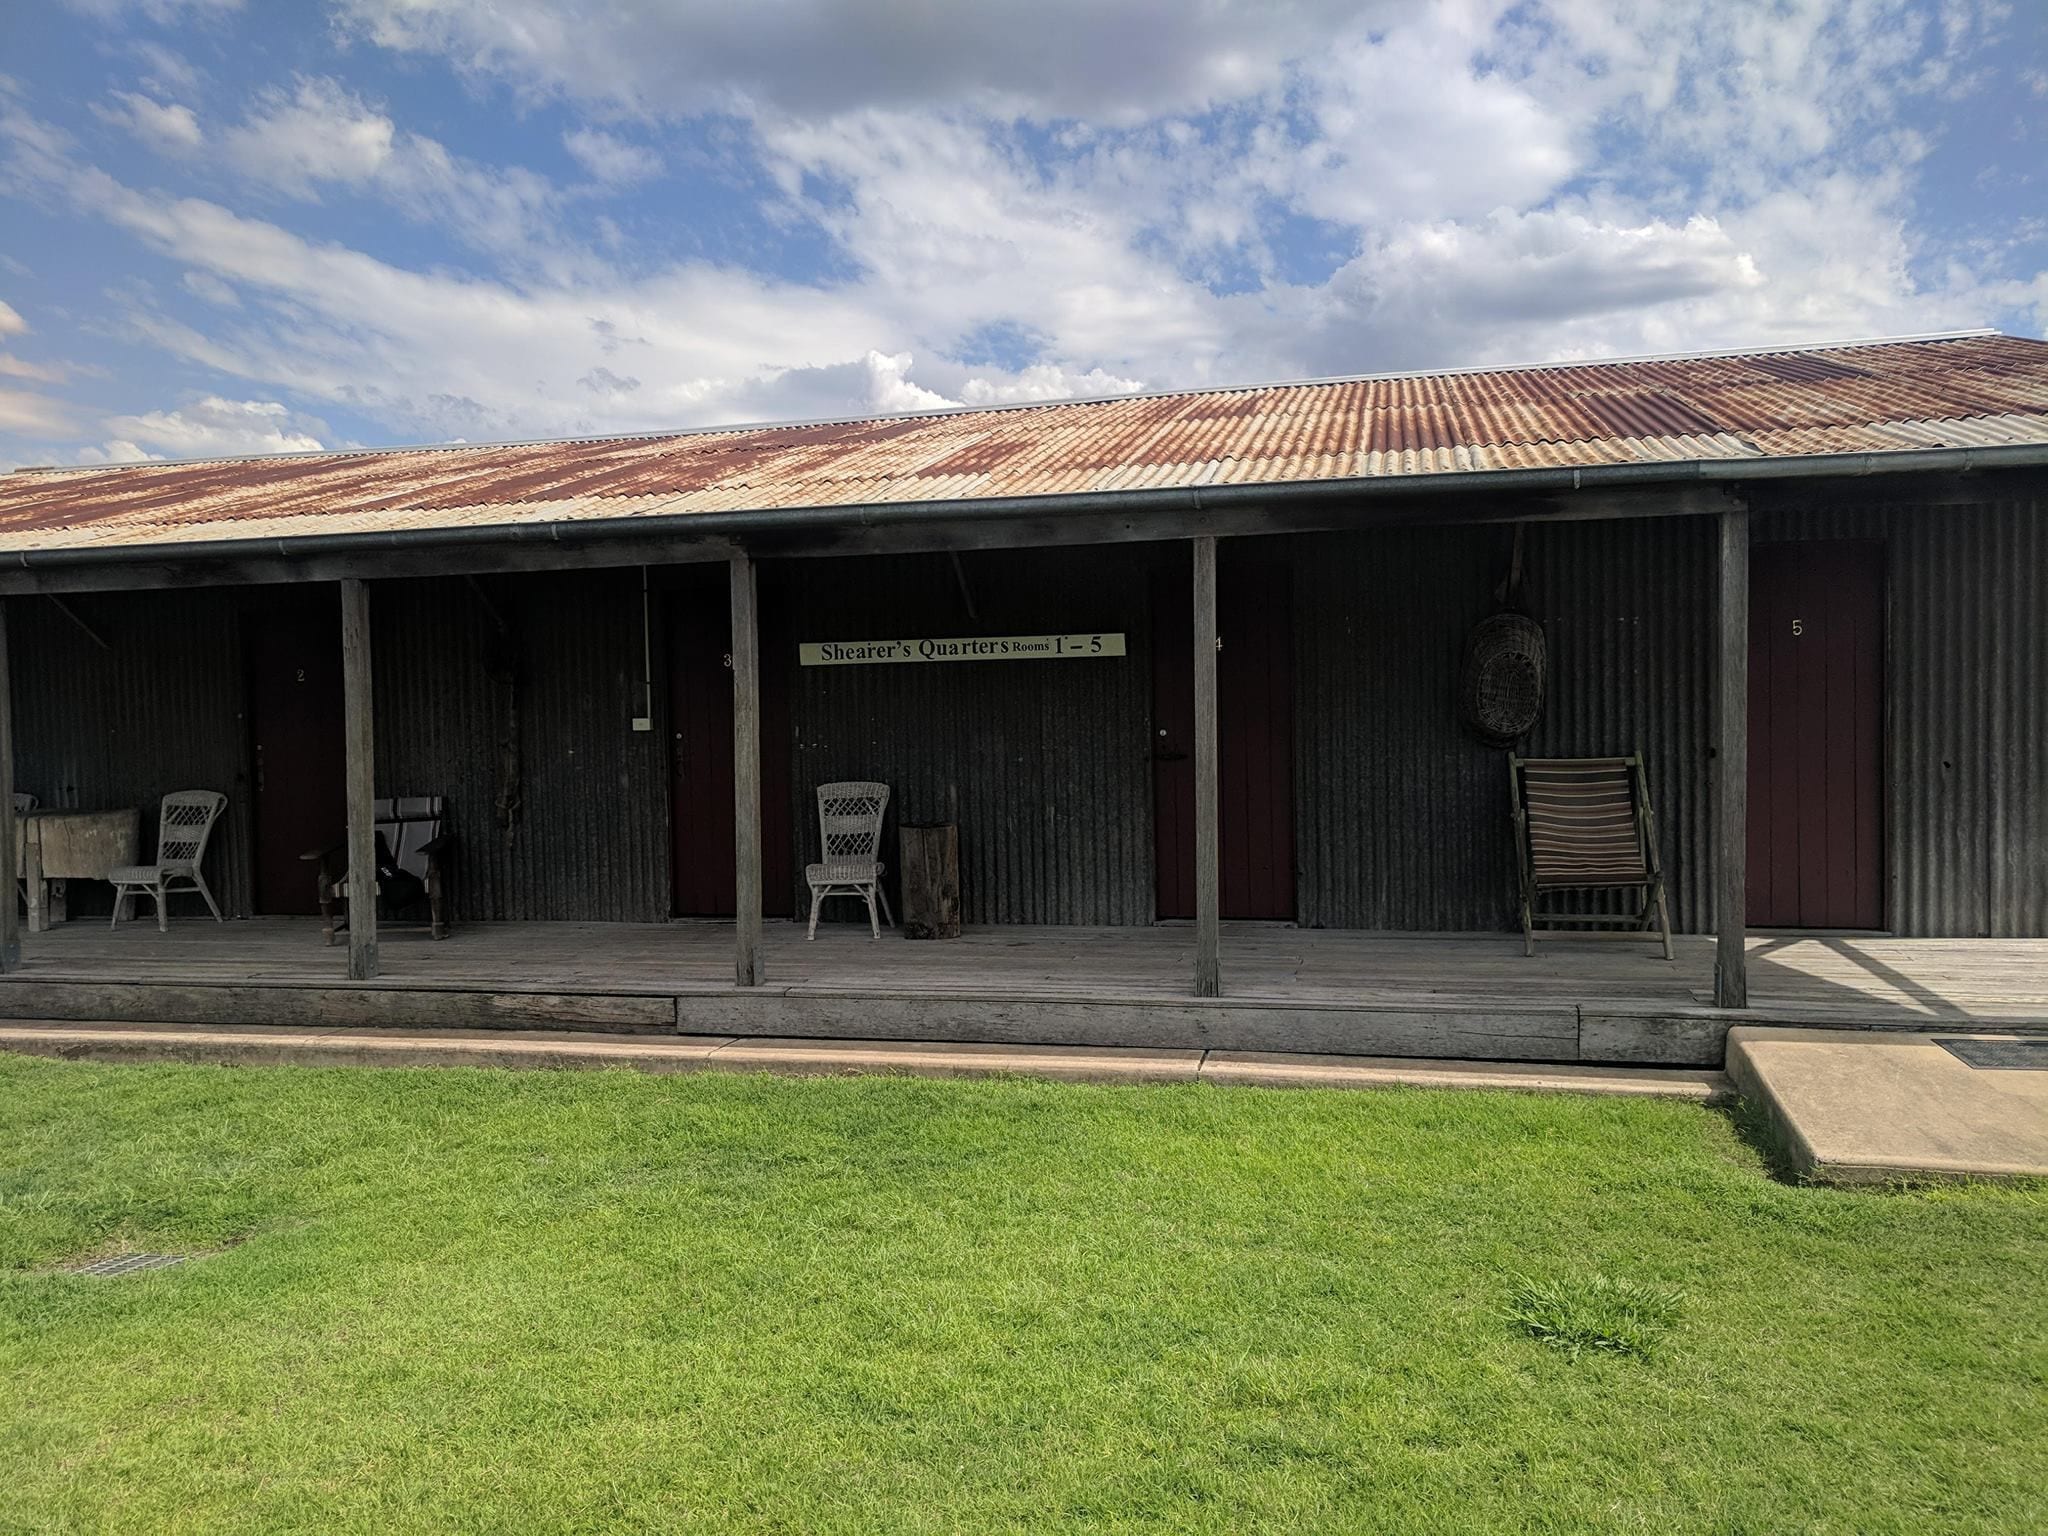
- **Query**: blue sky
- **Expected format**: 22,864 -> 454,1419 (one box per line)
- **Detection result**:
1,0 -> 2043,468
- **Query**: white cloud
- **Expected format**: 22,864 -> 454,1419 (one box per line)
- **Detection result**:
81,396 -> 328,462
59,0 -> 239,18
0,355 -> 68,384
1322,209 -> 1757,337
129,42 -> 204,99
180,269 -> 240,307
5,0 -> 2043,472
960,365 -> 1145,406
0,298 -> 71,417
755,350 -> 960,417
577,365 -> 639,396
0,387 -> 74,435
39,162 -> 939,438
755,110 -> 1218,380
1504,0 -> 1992,199
333,0 -> 1395,121
1272,12 -> 1580,229
93,91 -> 203,153
217,76 -> 573,274
221,77 -> 395,196
562,127 -> 661,186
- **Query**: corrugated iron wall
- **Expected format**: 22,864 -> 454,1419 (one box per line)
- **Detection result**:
8,482 -> 2040,938
1757,492 -> 2048,936
1521,518 -> 1715,929
1290,518 -> 1713,931
1295,490 -> 2046,937
373,570 -> 670,922
6,573 -> 672,926
7,588 -> 254,917
1293,525 -> 1508,930
781,548 -> 1154,925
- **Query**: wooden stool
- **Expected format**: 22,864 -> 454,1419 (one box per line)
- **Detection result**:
898,823 -> 960,940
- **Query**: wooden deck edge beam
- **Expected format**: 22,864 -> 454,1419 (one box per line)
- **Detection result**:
0,1024 -> 1738,1098
0,980 -> 675,1033
0,979 -> 1727,1067
6,969 -> 2044,1069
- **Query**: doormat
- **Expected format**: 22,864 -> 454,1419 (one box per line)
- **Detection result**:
67,1252 -> 187,1277
1934,1037 -> 2048,1071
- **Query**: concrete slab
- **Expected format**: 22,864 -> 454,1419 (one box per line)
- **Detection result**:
0,1023 -> 738,1074
1727,1026 -> 2048,1183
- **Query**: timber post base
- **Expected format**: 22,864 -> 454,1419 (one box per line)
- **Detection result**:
899,823 -> 961,940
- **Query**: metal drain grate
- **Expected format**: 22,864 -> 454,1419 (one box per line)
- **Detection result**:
1934,1038 -> 2048,1071
70,1253 -> 187,1278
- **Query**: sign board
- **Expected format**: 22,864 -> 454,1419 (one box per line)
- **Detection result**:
801,633 -> 1126,667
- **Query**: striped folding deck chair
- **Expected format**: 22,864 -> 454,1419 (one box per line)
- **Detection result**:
1508,754 -> 1673,959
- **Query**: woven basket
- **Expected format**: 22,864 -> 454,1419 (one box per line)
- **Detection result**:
1460,611 -> 1546,747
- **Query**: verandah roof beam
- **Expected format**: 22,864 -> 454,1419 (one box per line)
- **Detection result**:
6,443 -> 2045,599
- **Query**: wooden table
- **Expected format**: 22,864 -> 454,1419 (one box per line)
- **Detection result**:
14,808 -> 140,931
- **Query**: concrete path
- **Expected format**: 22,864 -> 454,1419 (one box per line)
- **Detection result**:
1728,1026 -> 2048,1183
0,1020 -> 1727,1100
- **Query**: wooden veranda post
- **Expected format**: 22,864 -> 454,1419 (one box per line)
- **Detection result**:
1193,536 -> 1221,997
731,549 -> 765,987
0,600 -> 17,973
340,578 -> 379,981
1715,507 -> 1749,1008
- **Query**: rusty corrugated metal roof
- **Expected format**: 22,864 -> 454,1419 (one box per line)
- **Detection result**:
4,332 -> 2045,555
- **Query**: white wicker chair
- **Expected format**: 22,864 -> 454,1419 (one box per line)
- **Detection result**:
806,781 -> 894,940
108,790 -> 226,931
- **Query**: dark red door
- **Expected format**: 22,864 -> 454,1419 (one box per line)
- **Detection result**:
1747,540 -> 1885,928
246,592 -> 346,915
1152,544 -> 1296,920
668,572 -> 792,917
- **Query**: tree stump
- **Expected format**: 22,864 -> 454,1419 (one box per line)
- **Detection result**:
898,823 -> 960,939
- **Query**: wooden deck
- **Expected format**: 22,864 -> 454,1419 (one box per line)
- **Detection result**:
3,919 -> 2044,1067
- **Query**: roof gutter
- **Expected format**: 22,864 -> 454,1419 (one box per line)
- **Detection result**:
11,441 -> 2048,576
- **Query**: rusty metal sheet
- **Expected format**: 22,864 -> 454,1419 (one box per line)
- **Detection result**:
3,332 -> 2046,555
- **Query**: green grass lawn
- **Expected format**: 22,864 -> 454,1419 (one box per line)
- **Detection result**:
2,1056 -> 2044,1534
